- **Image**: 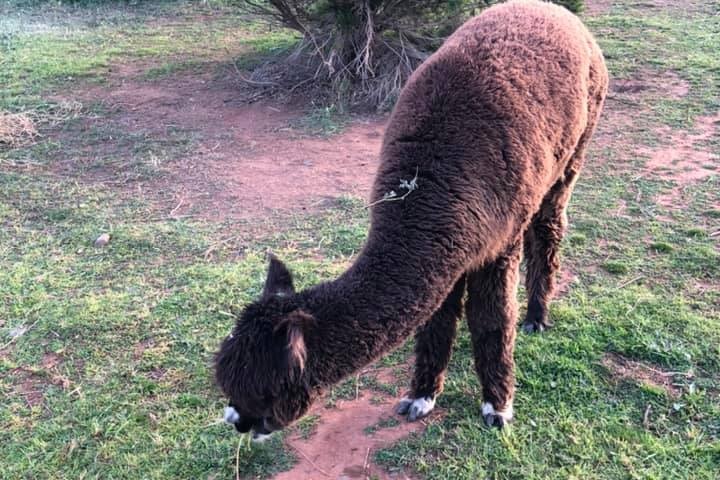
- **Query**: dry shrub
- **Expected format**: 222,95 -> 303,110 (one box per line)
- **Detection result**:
240,0 -> 583,110
241,0 -> 492,110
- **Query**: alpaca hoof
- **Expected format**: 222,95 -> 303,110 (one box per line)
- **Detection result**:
396,396 -> 435,421
483,413 -> 507,428
481,402 -> 513,429
522,303 -> 553,334
521,318 -> 552,334
521,320 -> 545,333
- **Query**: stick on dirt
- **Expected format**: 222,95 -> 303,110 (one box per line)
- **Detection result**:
292,445 -> 331,477
616,275 -> 644,289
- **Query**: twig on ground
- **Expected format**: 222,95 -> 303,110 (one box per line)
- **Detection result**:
230,55 -> 279,87
235,437 -> 242,480
292,444 -> 331,477
643,366 -> 693,377
616,275 -> 643,289
642,404 -> 651,428
204,418 -> 226,428
363,446 -> 371,476
169,196 -> 185,217
203,236 -> 236,260
289,77 -> 315,93
1,318 -> 42,350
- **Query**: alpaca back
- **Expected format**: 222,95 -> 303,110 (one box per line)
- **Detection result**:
368,0 -> 607,270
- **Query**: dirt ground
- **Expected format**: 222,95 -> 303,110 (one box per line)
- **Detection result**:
584,0 -> 694,15
642,112 -> 720,208
58,67 -> 385,220
601,352 -> 683,398
278,367 -> 428,480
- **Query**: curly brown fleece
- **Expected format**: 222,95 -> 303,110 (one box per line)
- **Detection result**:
215,0 -> 608,433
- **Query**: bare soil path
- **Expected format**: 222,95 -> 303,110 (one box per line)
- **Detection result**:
58,68 -> 384,220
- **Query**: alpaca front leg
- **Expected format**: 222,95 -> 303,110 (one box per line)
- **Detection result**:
466,247 -> 521,427
397,276 -> 465,421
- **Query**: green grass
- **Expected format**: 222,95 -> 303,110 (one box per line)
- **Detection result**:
585,2 -> 720,128
364,416 -> 401,435
2,0 -> 719,479
0,0 -> 298,112
293,414 -> 320,440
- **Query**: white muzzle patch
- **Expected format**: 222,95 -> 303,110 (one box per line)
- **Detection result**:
223,406 -> 240,424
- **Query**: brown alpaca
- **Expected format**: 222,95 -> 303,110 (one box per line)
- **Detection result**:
216,0 -> 608,439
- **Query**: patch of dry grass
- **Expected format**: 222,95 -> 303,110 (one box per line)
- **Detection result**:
0,112 -> 38,147
0,101 -> 82,148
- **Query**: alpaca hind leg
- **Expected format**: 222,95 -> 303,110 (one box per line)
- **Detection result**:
397,275 -> 466,421
522,154 -> 583,333
466,242 -> 521,427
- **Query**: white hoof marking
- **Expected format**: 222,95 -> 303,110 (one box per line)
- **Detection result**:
399,396 -> 436,420
251,432 -> 273,443
481,401 -> 514,422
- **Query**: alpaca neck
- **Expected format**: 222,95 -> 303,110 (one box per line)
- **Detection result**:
301,236 -> 464,388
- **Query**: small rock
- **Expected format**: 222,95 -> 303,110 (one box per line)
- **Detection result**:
94,233 -> 111,247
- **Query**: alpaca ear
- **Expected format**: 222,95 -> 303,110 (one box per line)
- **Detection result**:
263,254 -> 295,298
274,310 -> 314,373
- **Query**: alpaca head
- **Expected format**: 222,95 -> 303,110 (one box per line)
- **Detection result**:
215,255 -> 316,441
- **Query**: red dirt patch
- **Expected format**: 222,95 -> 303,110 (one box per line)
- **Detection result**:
133,338 -> 169,380
589,71 -> 693,169
41,351 -> 62,369
55,68 -> 384,220
555,267 -> 577,296
610,71 -> 689,100
641,112 -> 719,208
601,352 -> 683,397
584,0 -> 614,15
196,110 -> 383,219
275,366 -> 425,480
133,338 -> 154,360
693,278 -> 720,294
12,370 -> 46,408
10,352 -> 69,408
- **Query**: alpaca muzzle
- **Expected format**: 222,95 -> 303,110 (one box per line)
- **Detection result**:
223,405 -> 276,442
